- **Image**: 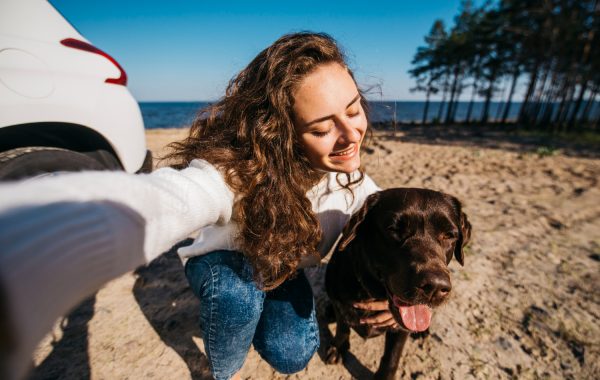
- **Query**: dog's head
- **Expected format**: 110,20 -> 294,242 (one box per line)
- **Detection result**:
338,188 -> 471,332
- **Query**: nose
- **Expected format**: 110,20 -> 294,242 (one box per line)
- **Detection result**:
335,118 -> 361,145
416,271 -> 452,302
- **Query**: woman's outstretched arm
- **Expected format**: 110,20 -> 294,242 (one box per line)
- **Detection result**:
0,159 -> 234,262
0,159 -> 233,380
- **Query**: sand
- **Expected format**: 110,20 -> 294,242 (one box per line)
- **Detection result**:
30,126 -> 600,379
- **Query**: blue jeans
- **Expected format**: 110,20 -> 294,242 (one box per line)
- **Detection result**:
184,250 -> 319,380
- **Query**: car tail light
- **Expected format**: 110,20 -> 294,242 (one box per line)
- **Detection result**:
60,38 -> 128,86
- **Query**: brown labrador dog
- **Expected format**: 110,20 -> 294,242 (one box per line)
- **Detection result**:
325,188 -> 471,380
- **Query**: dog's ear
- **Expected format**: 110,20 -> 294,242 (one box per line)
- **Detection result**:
338,192 -> 381,251
454,211 -> 471,266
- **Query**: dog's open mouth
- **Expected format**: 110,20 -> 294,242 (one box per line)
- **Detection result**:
391,295 -> 432,332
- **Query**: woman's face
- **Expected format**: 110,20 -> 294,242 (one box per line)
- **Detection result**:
293,63 -> 367,174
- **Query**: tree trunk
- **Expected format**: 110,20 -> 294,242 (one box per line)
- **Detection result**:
495,97 -> 505,123
501,70 -> 520,124
437,94 -> 446,123
450,80 -> 464,123
436,75 -> 449,123
570,0 -> 598,128
518,63 -> 540,125
546,72 -> 565,130
465,80 -> 478,124
537,73 -> 559,130
569,81 -> 589,127
495,77 -> 511,123
591,90 -> 600,131
480,66 -> 498,124
556,77 -> 576,130
580,87 -> 598,127
530,65 -> 551,127
445,66 -> 460,125
422,88 -> 431,125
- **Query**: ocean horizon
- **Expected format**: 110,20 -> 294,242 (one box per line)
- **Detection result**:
139,101 -> 598,129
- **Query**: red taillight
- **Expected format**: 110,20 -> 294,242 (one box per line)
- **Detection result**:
60,38 -> 128,86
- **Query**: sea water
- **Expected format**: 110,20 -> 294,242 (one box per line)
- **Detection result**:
140,101 -> 597,129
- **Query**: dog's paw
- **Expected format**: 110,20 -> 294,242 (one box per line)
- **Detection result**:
325,345 -> 345,364
325,340 -> 350,364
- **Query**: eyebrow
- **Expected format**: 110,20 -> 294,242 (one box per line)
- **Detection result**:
304,93 -> 361,128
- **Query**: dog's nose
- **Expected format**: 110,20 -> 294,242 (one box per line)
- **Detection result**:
417,271 -> 452,301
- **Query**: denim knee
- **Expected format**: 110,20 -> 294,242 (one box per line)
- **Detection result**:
253,270 -> 320,376
184,250 -> 265,379
185,250 -> 264,329
255,309 -> 319,374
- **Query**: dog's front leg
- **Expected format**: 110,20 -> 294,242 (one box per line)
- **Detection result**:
373,330 -> 409,380
325,308 -> 351,364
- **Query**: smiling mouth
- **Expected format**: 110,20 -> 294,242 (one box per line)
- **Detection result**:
329,144 -> 357,158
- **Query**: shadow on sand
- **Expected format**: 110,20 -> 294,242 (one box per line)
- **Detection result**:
305,262 -> 376,380
371,123 -> 600,158
28,239 -> 213,380
132,239 -> 213,380
314,306 -> 374,379
29,296 -> 95,380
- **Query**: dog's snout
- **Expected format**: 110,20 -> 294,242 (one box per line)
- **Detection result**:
416,271 -> 452,302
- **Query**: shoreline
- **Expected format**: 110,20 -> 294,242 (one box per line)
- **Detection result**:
146,124 -> 600,159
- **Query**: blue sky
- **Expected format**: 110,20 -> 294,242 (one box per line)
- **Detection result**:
51,0 -> 468,101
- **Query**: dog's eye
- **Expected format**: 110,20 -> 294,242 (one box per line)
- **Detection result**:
386,224 -> 409,243
440,232 -> 458,240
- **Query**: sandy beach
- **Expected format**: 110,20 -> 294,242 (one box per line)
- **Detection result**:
30,126 -> 599,379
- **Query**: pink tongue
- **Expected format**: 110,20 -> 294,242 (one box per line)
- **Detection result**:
398,304 -> 432,332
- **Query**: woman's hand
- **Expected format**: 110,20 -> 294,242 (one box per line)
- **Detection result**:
353,300 -> 399,329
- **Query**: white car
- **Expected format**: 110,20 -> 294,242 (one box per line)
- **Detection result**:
0,0 -> 151,180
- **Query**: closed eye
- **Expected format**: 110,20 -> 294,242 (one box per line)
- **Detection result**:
346,108 -> 360,118
346,102 -> 361,117
311,129 -> 332,138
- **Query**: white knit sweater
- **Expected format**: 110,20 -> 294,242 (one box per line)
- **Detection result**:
179,162 -> 380,266
0,159 -> 379,379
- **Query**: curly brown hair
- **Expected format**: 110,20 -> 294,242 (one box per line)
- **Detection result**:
166,32 -> 370,289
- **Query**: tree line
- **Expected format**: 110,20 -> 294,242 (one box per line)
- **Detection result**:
409,0 -> 599,130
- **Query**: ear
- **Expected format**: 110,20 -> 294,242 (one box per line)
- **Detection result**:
338,192 -> 380,251
454,211 -> 471,266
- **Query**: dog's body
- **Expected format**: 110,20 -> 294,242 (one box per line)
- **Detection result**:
325,188 -> 471,380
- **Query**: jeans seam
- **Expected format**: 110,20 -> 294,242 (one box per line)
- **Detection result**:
205,260 -> 220,379
308,307 -> 319,358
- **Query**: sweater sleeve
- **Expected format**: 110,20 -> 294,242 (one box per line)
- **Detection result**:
0,159 -> 234,263
0,201 -> 147,380
0,159 -> 234,380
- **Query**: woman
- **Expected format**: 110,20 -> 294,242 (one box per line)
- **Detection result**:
166,32 -> 381,379
0,32 -> 395,380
